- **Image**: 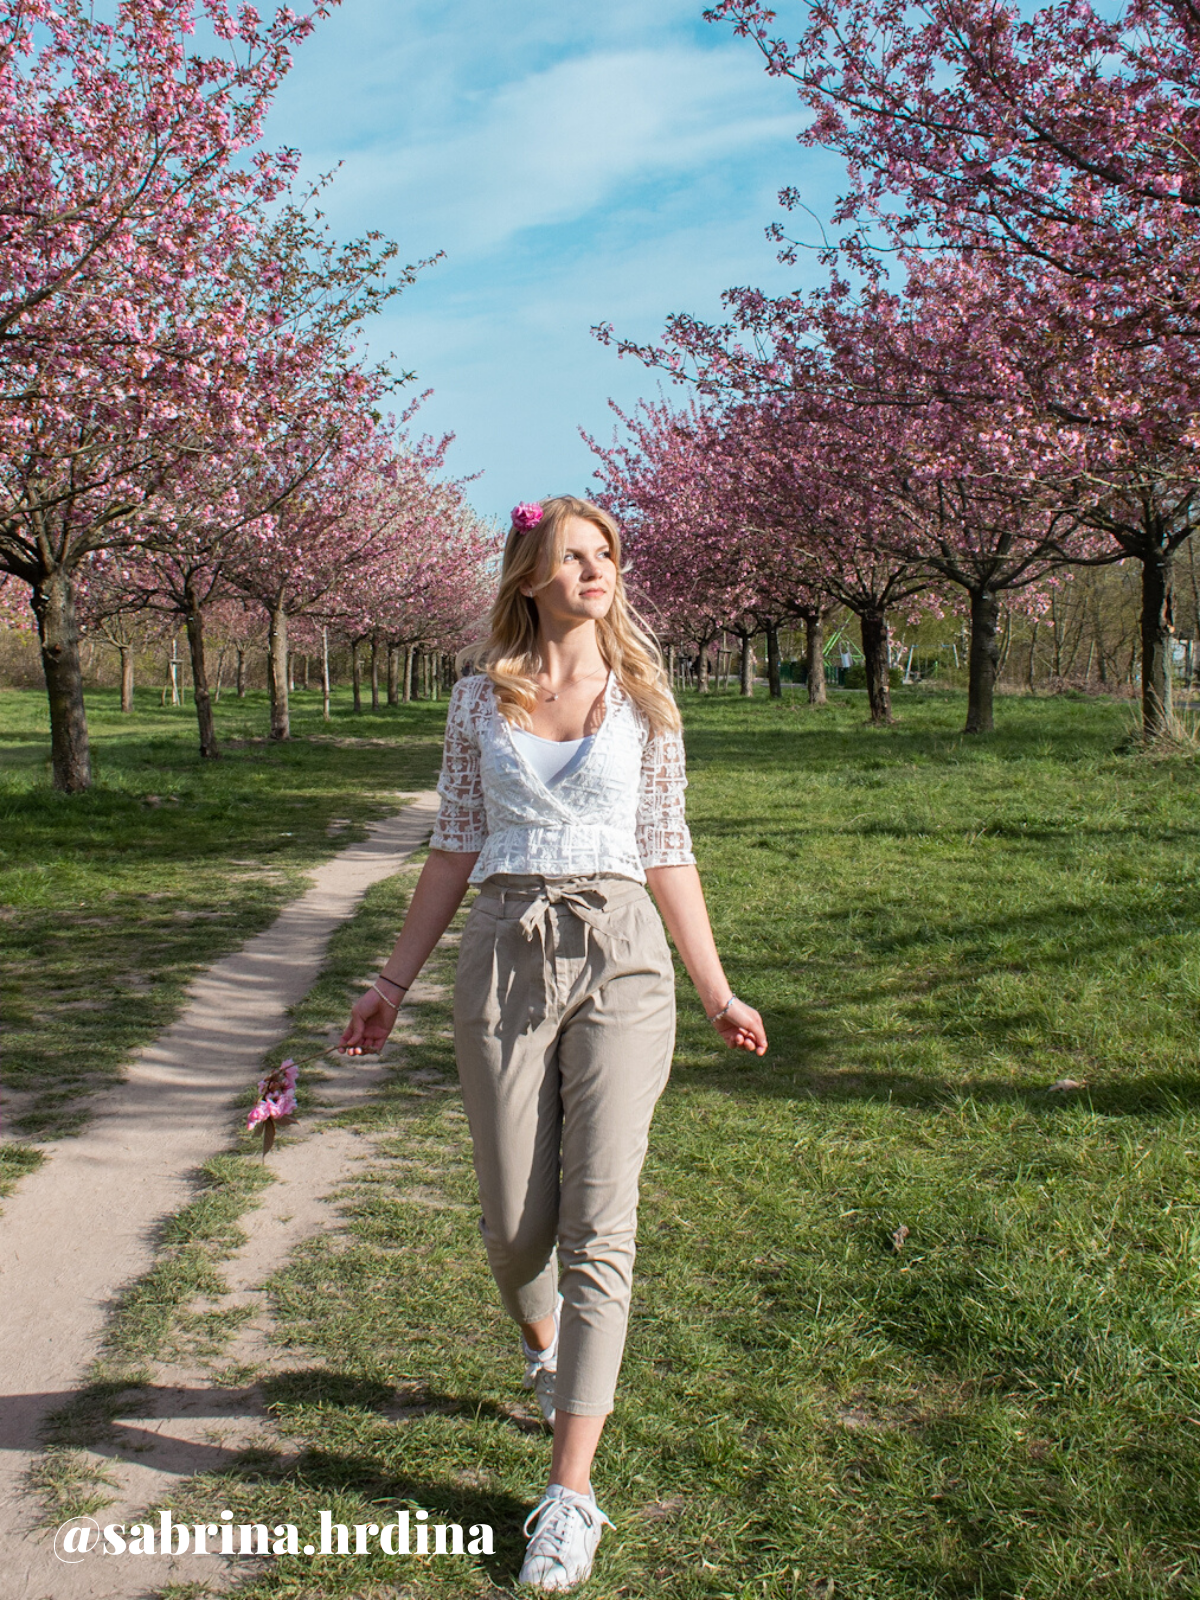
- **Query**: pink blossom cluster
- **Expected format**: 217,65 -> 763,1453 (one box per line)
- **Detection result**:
246,1059 -> 299,1131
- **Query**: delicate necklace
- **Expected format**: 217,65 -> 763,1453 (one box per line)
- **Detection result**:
540,666 -> 607,702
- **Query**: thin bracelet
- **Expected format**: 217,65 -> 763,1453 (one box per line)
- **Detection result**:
707,994 -> 738,1024
375,973 -> 409,995
371,983 -> 400,1010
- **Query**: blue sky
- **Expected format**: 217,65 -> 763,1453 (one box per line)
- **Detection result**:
263,0 -> 840,521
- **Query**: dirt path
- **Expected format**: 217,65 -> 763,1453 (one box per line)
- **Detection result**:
0,792 -> 440,1599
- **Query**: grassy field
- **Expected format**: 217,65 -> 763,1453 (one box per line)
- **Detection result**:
0,686 -> 446,1153
8,683 -> 1200,1598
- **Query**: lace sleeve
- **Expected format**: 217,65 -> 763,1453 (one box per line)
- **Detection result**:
430,679 -> 488,853
635,724 -> 696,869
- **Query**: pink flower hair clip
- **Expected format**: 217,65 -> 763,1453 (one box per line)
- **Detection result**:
511,502 -> 543,532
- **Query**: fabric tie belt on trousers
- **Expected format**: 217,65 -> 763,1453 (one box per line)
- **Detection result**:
477,875 -> 645,1000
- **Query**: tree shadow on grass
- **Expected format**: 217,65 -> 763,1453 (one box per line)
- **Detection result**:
213,1448 -> 532,1586
682,715 -> 1127,775
21,1368 -> 537,1586
180,1369 -> 552,1585
673,1000 -> 1200,1118
697,811 -> 1200,847
771,1062 -> 1200,1117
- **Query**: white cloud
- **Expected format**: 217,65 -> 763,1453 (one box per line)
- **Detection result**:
288,45 -> 800,258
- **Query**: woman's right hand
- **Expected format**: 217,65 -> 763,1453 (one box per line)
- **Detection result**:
339,989 -> 399,1057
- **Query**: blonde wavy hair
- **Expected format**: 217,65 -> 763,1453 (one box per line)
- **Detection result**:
463,494 -> 681,735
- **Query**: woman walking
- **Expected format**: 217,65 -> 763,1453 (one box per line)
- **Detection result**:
340,495 -> 767,1591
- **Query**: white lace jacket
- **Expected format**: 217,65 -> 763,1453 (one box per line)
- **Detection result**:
429,671 -> 696,885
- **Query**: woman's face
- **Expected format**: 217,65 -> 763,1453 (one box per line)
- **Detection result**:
525,515 -> 617,627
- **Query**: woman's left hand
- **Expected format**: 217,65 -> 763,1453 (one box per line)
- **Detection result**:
713,997 -> 767,1056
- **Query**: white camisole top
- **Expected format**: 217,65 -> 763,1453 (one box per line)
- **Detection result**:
507,727 -> 596,788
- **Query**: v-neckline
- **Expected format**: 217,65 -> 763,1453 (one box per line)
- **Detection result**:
496,670 -> 612,802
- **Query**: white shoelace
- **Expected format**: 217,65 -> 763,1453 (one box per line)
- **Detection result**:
522,1492 -> 614,1549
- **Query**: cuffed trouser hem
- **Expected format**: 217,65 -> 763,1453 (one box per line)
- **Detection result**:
514,1296 -> 561,1326
554,1399 -> 615,1418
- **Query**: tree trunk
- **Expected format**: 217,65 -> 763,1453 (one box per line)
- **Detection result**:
184,586 -> 220,758
1050,592 -> 1064,678
965,588 -> 1000,734
805,610 -> 827,706
739,633 -> 755,697
351,639 -> 362,714
859,609 -> 892,726
370,634 -> 380,712
766,622 -> 782,699
1139,537 -> 1175,739
119,646 -> 134,714
267,603 -> 290,740
1090,590 -> 1108,686
997,608 -> 1013,680
214,645 -> 227,703
236,646 -> 247,698
412,645 -> 422,700
322,626 -> 331,722
387,644 -> 399,706
32,568 -> 92,792
698,640 -> 712,694
402,643 -> 413,704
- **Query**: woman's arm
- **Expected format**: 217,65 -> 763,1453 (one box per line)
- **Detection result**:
644,863 -> 767,1056
339,847 -> 479,1056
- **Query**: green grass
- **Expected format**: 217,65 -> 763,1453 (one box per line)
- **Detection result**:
14,683 -> 1200,1597
0,686 -> 445,1138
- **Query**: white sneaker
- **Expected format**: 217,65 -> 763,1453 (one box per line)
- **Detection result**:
520,1293 -> 562,1424
519,1485 -> 613,1591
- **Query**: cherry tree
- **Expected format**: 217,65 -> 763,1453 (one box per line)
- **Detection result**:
327,461 -> 496,711
209,597 -> 267,700
591,398 -> 825,698
605,256 -> 1121,732
706,0 -> 1200,734
707,0 -> 1200,326
128,197 -> 411,758
0,0 -> 345,789
76,555 -> 162,713
226,422 -> 482,739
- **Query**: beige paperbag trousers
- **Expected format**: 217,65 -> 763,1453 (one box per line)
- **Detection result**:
452,872 -> 677,1417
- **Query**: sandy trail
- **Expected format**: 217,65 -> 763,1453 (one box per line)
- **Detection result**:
0,792 -> 439,1598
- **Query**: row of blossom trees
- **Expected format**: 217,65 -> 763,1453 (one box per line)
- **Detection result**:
0,0 -> 495,790
594,0 -> 1200,739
